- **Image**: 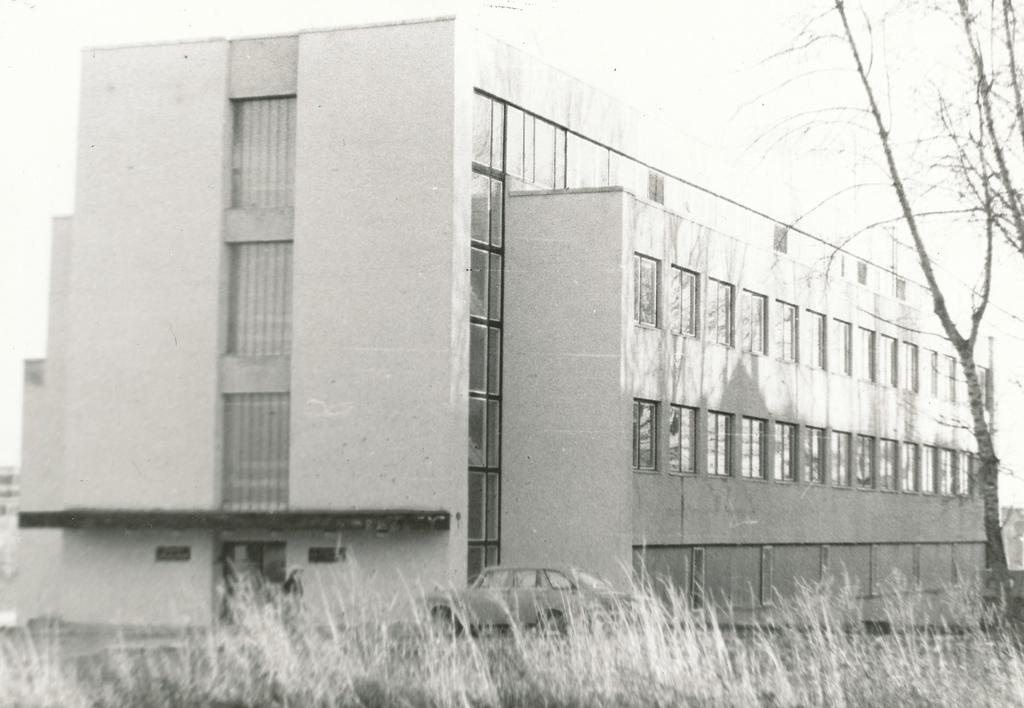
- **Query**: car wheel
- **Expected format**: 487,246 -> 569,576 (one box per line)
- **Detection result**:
537,609 -> 567,636
430,606 -> 464,637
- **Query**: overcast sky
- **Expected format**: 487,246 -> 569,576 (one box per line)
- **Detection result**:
3,0 -> 1023,499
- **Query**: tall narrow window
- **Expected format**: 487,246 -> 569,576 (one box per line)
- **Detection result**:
805,426 -> 826,483
857,260 -> 868,285
901,442 -> 920,492
807,311 -> 826,369
223,393 -> 290,510
776,301 -> 798,362
227,242 -> 293,356
707,411 -> 733,476
231,97 -> 297,209
879,439 -> 897,490
903,342 -> 919,392
632,400 -> 658,471
648,171 -> 665,204
741,417 -> 767,479
835,319 -> 853,376
856,435 -> 875,488
634,254 -> 659,327
773,224 -> 789,254
946,356 -> 957,402
775,422 -> 797,481
832,431 -> 852,486
670,267 -> 698,337
957,451 -> 970,496
930,351 -> 940,396
706,279 -> 734,346
921,445 -> 936,493
938,448 -> 954,495
669,405 -> 696,474
859,328 -> 876,382
741,291 -> 767,355
880,335 -> 898,387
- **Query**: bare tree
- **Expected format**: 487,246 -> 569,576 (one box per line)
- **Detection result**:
826,0 -> 1011,573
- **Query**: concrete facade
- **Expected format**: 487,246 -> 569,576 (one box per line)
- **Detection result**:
16,17 -> 988,626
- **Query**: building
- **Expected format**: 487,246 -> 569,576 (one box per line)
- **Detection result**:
16,17 -> 991,626
1002,507 -> 1024,570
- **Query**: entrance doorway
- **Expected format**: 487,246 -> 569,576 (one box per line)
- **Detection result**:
220,541 -> 286,619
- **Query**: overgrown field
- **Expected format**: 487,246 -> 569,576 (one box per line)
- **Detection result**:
2,579 -> 1023,707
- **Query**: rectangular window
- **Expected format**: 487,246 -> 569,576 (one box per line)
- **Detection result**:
706,279 -> 734,346
467,397 -> 500,468
930,351 -> 940,396
741,417 -> 767,479
857,260 -> 868,285
533,118 -> 556,188
880,335 -> 898,387
223,393 -> 290,510
741,291 -> 767,354
634,254 -> 659,327
879,438 -> 897,490
506,106 -> 524,178
901,442 -> 920,492
776,301 -> 798,362
938,448 -> 954,495
670,267 -> 699,337
707,411 -> 733,476
855,435 -> 875,488
775,422 -> 797,481
957,451 -> 970,496
859,328 -> 876,382
903,342 -> 919,392
807,311 -> 826,369
835,319 -> 853,376
669,405 -> 696,475
632,400 -> 657,471
895,276 -> 907,300
773,225 -> 788,254
231,97 -> 297,209
805,426 -> 826,484
832,431 -> 852,486
467,471 -> 499,542
227,242 -> 293,356
921,445 -> 936,493
648,171 -> 665,204
946,356 -> 957,402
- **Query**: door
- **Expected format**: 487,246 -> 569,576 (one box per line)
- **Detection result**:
221,541 -> 286,619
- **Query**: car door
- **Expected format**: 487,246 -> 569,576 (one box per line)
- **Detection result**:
465,569 -> 513,627
509,569 -> 542,626
541,569 -> 575,616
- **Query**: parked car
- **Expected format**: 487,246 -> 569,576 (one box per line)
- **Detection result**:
426,565 -> 631,635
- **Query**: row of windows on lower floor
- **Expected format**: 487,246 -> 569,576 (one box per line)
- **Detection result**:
633,542 -> 984,609
632,400 -> 975,496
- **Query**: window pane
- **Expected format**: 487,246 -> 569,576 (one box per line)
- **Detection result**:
832,431 -> 851,486
534,118 -> 555,188
860,329 -> 876,382
470,247 -> 488,318
742,418 -> 766,479
776,302 -> 797,362
489,180 -> 503,248
487,327 -> 501,395
708,412 -> 731,476
634,255 -> 659,326
469,323 -> 487,393
856,435 -> 874,488
808,312 -> 826,369
487,400 -> 500,468
775,422 -> 796,481
488,253 -> 503,321
468,471 -> 485,541
223,393 -> 290,510
805,427 -> 825,483
468,397 -> 485,467
471,174 -> 490,244
227,242 -> 293,356
506,106 -> 524,178
669,406 -> 681,472
635,401 -> 656,470
922,446 -> 935,493
554,128 -> 566,188
490,101 -> 504,171
834,320 -> 852,375
231,97 -> 296,208
880,439 -> 897,489
486,473 -> 499,539
472,94 -> 492,166
902,443 -> 919,492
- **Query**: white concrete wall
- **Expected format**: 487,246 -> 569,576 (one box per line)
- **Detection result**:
289,22 -> 466,524
503,188 -> 633,588
62,40 -> 229,509
60,530 -> 214,626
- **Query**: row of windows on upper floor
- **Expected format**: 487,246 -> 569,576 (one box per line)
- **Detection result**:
472,92 -> 918,306
632,400 -> 976,497
633,254 -> 991,406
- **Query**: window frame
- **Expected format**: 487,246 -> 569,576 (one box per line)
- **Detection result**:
804,426 -> 826,484
879,438 -> 898,490
776,300 -> 799,363
855,434 -> 876,489
632,399 -> 658,472
670,266 -> 699,337
832,430 -> 853,487
834,319 -> 853,376
706,278 -> 735,347
774,421 -> 798,482
859,327 -> 877,383
741,290 -> 768,355
901,442 -> 920,492
741,416 -> 768,479
633,253 -> 660,328
807,310 -> 827,370
668,404 -> 697,475
903,342 -> 919,393
707,410 -> 733,477
880,335 -> 898,387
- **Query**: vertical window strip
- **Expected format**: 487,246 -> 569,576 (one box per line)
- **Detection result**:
880,439 -> 897,490
223,393 -> 289,510
708,412 -> 732,476
775,422 -> 796,481
856,435 -> 875,488
902,442 -> 920,492
228,242 -> 293,356
833,431 -> 852,486
741,417 -> 766,479
232,97 -> 296,209
805,427 -> 825,483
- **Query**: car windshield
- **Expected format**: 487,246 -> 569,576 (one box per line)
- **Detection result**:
571,570 -> 614,592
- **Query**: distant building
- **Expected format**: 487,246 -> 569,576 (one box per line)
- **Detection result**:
16,17 -> 994,626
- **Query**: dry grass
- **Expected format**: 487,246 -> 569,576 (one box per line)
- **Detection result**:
1,576 -> 1023,707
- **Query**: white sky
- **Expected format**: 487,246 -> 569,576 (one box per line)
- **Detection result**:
2,0 -> 1023,500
